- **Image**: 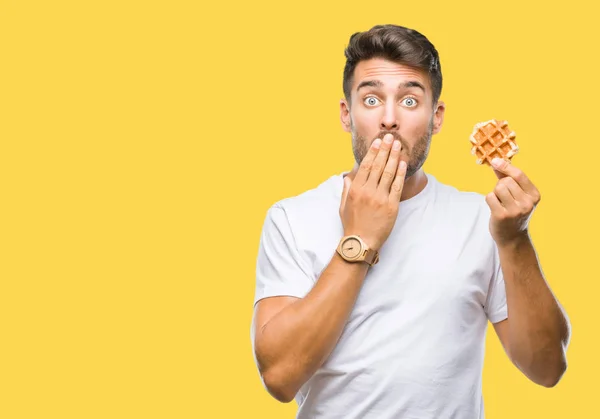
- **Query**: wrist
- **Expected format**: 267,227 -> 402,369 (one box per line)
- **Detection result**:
496,231 -> 531,251
337,234 -> 380,266
342,233 -> 379,251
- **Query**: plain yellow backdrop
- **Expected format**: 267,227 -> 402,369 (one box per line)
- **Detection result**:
1,0 -> 598,417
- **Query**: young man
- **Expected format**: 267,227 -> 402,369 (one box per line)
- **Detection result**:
250,24 -> 571,418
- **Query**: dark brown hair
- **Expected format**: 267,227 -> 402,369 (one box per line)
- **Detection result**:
343,24 -> 442,107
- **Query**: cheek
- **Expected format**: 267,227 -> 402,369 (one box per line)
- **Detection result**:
401,112 -> 431,138
352,112 -> 378,136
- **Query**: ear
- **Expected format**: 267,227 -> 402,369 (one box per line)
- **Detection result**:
340,99 -> 351,133
432,100 -> 445,135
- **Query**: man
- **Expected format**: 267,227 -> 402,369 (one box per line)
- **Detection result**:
250,24 -> 571,418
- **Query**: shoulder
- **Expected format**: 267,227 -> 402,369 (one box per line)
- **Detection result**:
268,173 -> 342,224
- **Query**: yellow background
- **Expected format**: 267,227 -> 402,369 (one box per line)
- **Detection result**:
1,0 -> 597,417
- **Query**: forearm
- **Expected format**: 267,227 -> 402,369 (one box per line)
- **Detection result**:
256,252 -> 369,401
498,233 -> 571,386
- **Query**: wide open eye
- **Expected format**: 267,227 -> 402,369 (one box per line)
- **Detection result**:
364,97 -> 380,106
402,97 -> 418,107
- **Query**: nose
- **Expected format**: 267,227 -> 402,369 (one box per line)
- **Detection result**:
380,102 -> 398,130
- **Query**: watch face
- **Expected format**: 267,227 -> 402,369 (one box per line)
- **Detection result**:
342,237 -> 362,259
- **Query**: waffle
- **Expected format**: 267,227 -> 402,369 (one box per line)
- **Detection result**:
469,119 -> 519,166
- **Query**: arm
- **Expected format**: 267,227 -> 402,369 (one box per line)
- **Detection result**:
253,134 -> 407,402
254,252 -> 369,403
494,234 -> 571,387
486,157 -> 571,387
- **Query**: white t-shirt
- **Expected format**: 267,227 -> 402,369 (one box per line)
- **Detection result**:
251,171 -> 508,419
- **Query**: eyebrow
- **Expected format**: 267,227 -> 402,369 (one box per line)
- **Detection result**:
356,80 -> 426,93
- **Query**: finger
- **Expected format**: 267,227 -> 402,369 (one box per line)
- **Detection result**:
491,158 -> 537,195
485,192 -> 505,215
340,176 -> 351,210
388,160 -> 408,203
500,177 -> 528,204
366,134 -> 394,189
354,138 -> 382,186
377,139 -> 402,194
493,182 -> 518,210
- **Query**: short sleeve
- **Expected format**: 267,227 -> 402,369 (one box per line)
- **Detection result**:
484,242 -> 508,324
253,205 -> 316,307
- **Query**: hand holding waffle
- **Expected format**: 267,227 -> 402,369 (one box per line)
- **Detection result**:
472,120 -> 541,246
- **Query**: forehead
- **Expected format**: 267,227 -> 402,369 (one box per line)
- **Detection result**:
352,58 -> 430,92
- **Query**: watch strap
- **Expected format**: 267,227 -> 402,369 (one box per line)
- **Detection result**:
363,248 -> 379,266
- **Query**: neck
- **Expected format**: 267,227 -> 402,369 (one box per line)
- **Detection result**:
344,164 -> 428,202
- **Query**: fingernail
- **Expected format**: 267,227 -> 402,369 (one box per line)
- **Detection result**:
491,158 -> 502,167
392,140 -> 400,150
372,139 -> 382,148
384,134 -> 393,144
399,160 -> 407,170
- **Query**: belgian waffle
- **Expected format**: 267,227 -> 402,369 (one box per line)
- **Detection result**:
470,119 -> 519,166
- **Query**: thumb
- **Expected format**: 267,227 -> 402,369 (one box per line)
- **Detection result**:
491,158 -> 510,180
492,167 -> 508,180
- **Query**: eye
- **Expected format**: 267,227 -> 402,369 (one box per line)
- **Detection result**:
364,96 -> 380,106
402,97 -> 418,107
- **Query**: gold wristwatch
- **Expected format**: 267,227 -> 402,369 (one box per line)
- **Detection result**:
336,235 -> 379,266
